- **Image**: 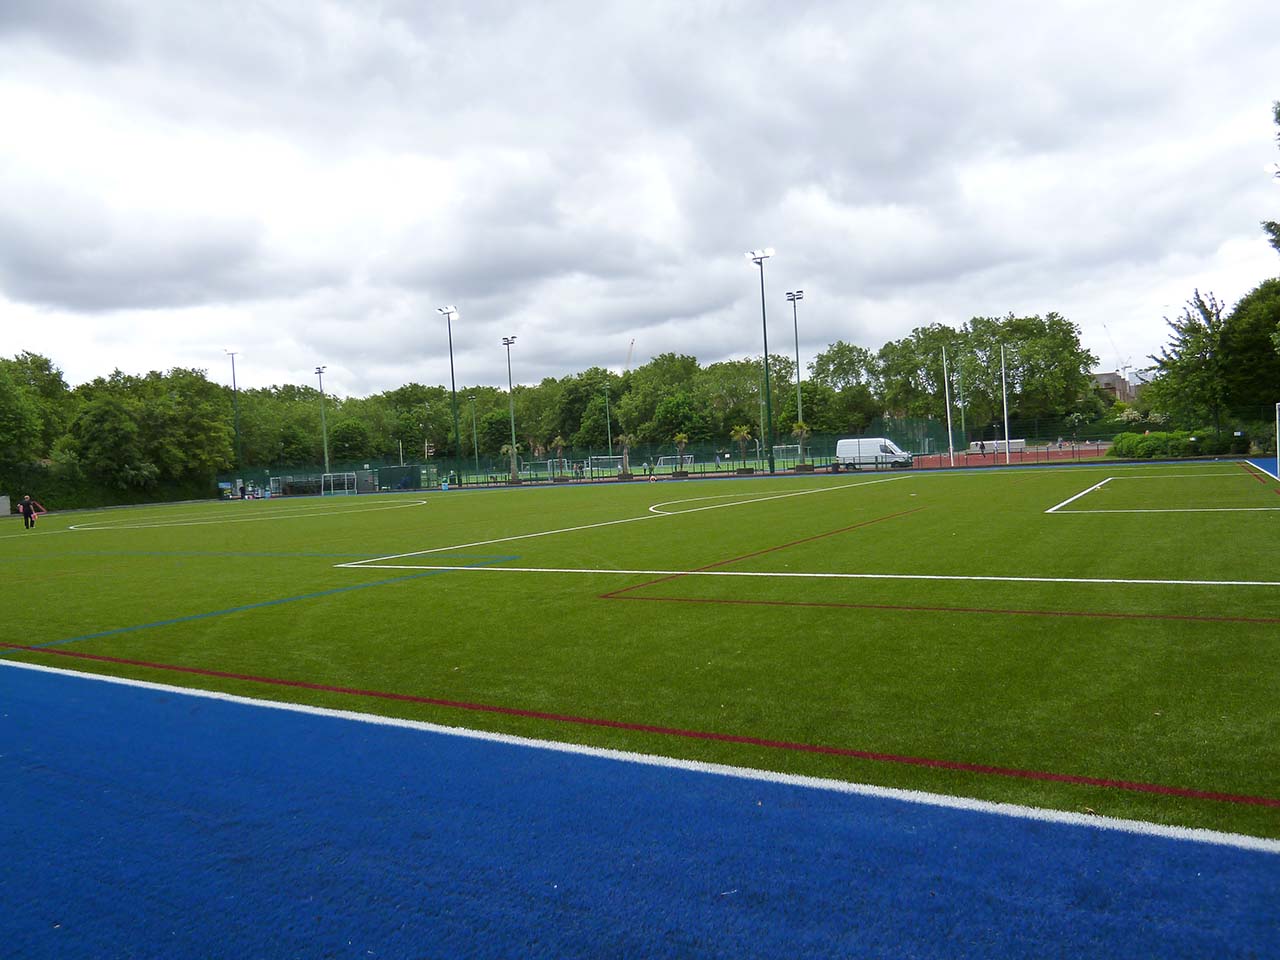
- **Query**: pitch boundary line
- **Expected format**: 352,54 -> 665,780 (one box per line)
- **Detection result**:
338,475 -> 910,568
335,563 -> 1280,589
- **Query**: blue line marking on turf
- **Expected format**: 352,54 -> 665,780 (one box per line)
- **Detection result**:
2,664 -> 1276,960
0,550 -> 378,563
3,557 -> 517,654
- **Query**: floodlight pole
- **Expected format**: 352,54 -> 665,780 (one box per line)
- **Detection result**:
748,248 -> 776,475
225,349 -> 241,471
1275,402 -> 1279,478
604,383 -> 613,456
438,306 -> 463,470
469,394 -> 480,475
315,366 -> 330,474
503,336 -> 518,480
786,291 -> 805,428
942,344 -> 955,467
1000,344 -> 1011,466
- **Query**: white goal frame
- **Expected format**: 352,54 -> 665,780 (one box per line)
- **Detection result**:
322,472 -> 359,496
771,444 -> 801,461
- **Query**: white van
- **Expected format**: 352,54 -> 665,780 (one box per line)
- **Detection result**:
835,437 -> 913,470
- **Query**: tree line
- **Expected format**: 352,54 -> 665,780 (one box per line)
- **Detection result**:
2,281 -> 1278,503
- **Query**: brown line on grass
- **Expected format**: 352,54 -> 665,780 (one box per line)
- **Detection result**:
599,505 -> 928,599
3,641 -> 1277,809
605,592 -> 1280,625
1238,461 -> 1271,486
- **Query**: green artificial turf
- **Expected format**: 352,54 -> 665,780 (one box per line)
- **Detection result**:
5,461 -> 1279,838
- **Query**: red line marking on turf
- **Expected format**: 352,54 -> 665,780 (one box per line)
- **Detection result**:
605,593 -> 1280,625
1236,460 -> 1280,494
601,506 -> 927,599
4,641 -> 1278,809
1239,461 -> 1269,485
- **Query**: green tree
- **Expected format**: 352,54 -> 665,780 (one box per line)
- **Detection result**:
0,365 -> 42,465
69,390 -> 157,489
791,421 -> 810,463
691,359 -> 764,440
330,419 -> 372,461
673,431 -> 689,469
877,324 -> 965,419
66,368 -> 231,488
810,340 -> 878,393
1145,291 -> 1229,435
730,424 -> 752,465
0,352 -> 74,458
1221,277 -> 1280,418
480,410 -> 514,455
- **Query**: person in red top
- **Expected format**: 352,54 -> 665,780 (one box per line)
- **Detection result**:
18,495 -> 45,530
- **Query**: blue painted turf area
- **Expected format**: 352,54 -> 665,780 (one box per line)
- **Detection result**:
1247,455 -> 1279,479
2,665 -> 1277,959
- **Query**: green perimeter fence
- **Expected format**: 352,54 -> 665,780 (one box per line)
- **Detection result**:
217,417 -> 1125,495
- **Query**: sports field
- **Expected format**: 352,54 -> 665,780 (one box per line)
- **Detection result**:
5,459 -> 1280,840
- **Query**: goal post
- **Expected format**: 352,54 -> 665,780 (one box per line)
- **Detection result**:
321,472 -> 359,496
771,444 -> 800,462
588,455 -> 623,475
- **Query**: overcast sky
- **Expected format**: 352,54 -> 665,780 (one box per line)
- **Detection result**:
2,1 -> 1277,398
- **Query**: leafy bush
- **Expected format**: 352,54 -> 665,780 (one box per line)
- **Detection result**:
1109,430 -> 1241,459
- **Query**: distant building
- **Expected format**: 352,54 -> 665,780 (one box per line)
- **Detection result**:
1091,371 -> 1137,403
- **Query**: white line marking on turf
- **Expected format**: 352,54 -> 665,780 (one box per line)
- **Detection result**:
336,563 -> 1280,588
343,475 -> 909,567
1045,477 -> 1114,513
3,659 -> 1276,855
1054,507 -> 1280,514
69,499 -> 429,531
1045,471 -> 1278,515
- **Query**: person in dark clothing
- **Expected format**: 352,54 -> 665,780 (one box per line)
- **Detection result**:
19,495 -> 45,530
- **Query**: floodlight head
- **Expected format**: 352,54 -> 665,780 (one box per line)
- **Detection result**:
438,305 -> 458,316
503,335 -> 517,346
745,248 -> 773,263
314,365 -> 326,374
786,290 -> 804,302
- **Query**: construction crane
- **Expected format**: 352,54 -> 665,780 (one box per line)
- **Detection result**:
1101,322 -> 1132,380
